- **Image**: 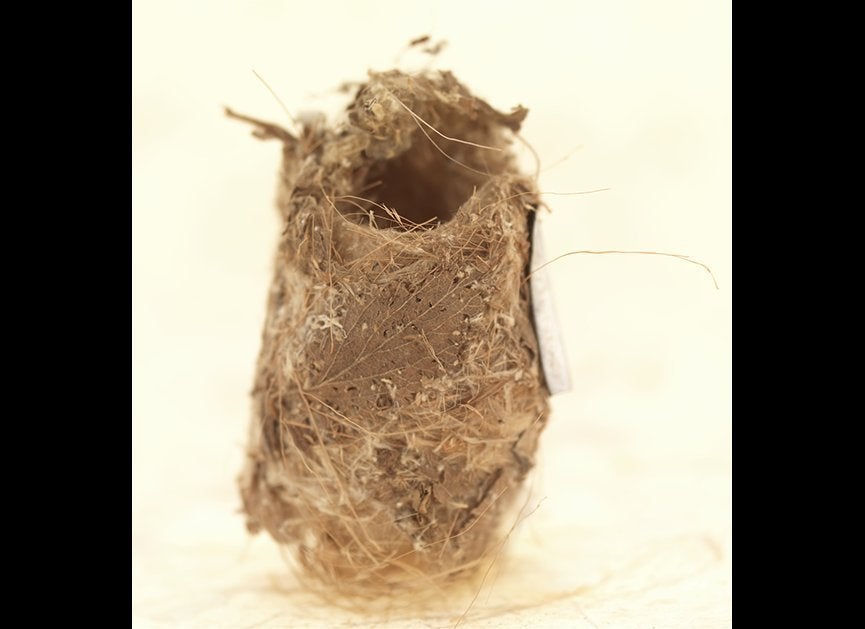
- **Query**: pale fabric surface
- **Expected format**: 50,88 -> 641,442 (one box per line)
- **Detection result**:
132,1 -> 732,626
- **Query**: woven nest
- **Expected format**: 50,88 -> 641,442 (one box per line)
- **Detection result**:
232,69 -> 551,597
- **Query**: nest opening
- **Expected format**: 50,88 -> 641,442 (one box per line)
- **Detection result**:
357,133 -> 501,230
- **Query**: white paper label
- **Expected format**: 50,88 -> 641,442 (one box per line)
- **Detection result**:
530,216 -> 572,395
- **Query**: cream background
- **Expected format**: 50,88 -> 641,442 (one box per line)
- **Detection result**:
132,1 -> 731,626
